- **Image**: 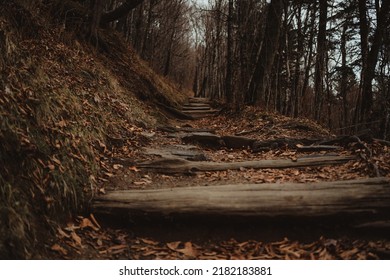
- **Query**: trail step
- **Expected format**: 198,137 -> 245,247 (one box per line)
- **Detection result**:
179,97 -> 217,119
181,109 -> 220,115
188,97 -> 210,103
93,177 -> 390,225
182,106 -> 211,111
137,155 -> 356,174
186,102 -> 211,106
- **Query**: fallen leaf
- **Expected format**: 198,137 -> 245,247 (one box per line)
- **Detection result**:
104,172 -> 114,177
143,250 -> 159,257
340,248 -> 359,259
57,227 -> 70,239
167,241 -> 181,251
129,166 -> 140,172
79,218 -> 99,231
57,120 -> 67,128
100,244 -> 128,254
290,156 -> 297,162
51,244 -> 68,255
176,242 -> 198,258
71,231 -> 82,247
140,238 -> 159,246
113,164 -> 123,170
89,213 -> 101,229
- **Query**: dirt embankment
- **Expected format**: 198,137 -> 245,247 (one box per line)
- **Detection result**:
0,1 -> 187,259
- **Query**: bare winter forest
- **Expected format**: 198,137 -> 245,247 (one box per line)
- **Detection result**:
122,0 -> 390,137
1,0 -> 390,260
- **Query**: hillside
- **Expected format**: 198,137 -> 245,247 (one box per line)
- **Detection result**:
0,1 -> 187,258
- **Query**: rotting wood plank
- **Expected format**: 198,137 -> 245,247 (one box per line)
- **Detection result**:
182,106 -> 211,111
137,155 -> 357,174
93,177 -> 390,219
188,97 -> 210,103
185,102 -> 212,107
181,109 -> 220,115
222,135 -> 256,149
297,145 -> 342,152
182,132 -> 223,147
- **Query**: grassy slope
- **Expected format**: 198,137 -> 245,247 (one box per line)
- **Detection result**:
0,2 -> 187,258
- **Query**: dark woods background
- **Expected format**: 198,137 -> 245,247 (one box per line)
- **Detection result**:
19,0 -> 390,137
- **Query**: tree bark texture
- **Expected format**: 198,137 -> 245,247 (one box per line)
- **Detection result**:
137,155 -> 356,174
314,0 -> 327,121
247,0 -> 283,105
93,177 -> 390,219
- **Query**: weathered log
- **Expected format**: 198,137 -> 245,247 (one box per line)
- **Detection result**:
144,146 -> 208,161
296,145 -> 342,152
137,155 -> 356,174
182,132 -> 224,148
221,135 -> 256,149
252,138 -> 319,152
93,177 -> 390,219
188,97 -> 210,103
181,109 -> 220,115
182,106 -> 211,111
185,102 -> 212,107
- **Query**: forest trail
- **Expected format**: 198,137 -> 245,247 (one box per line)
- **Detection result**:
50,99 -> 390,260
180,97 -> 220,119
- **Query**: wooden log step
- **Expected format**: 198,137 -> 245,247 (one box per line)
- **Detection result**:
296,145 -> 342,152
186,103 -> 212,107
182,106 -> 211,111
93,177 -> 390,220
137,155 -> 356,174
181,109 -> 220,115
182,132 -> 223,147
188,97 -> 210,103
182,112 -> 220,120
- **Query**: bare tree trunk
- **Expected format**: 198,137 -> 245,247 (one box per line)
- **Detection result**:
89,0 -> 103,41
247,0 -> 283,105
301,3 -> 316,102
314,0 -> 327,121
355,0 -> 369,127
359,0 -> 390,123
293,3 -> 303,118
225,0 -> 234,105
141,0 -> 155,58
340,19 -> 349,134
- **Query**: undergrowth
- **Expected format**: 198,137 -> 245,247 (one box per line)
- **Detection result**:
0,1 -> 187,259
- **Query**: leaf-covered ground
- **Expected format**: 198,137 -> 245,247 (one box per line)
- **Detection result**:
48,107 -> 390,260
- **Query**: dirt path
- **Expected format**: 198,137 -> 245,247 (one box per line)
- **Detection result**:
49,100 -> 390,260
